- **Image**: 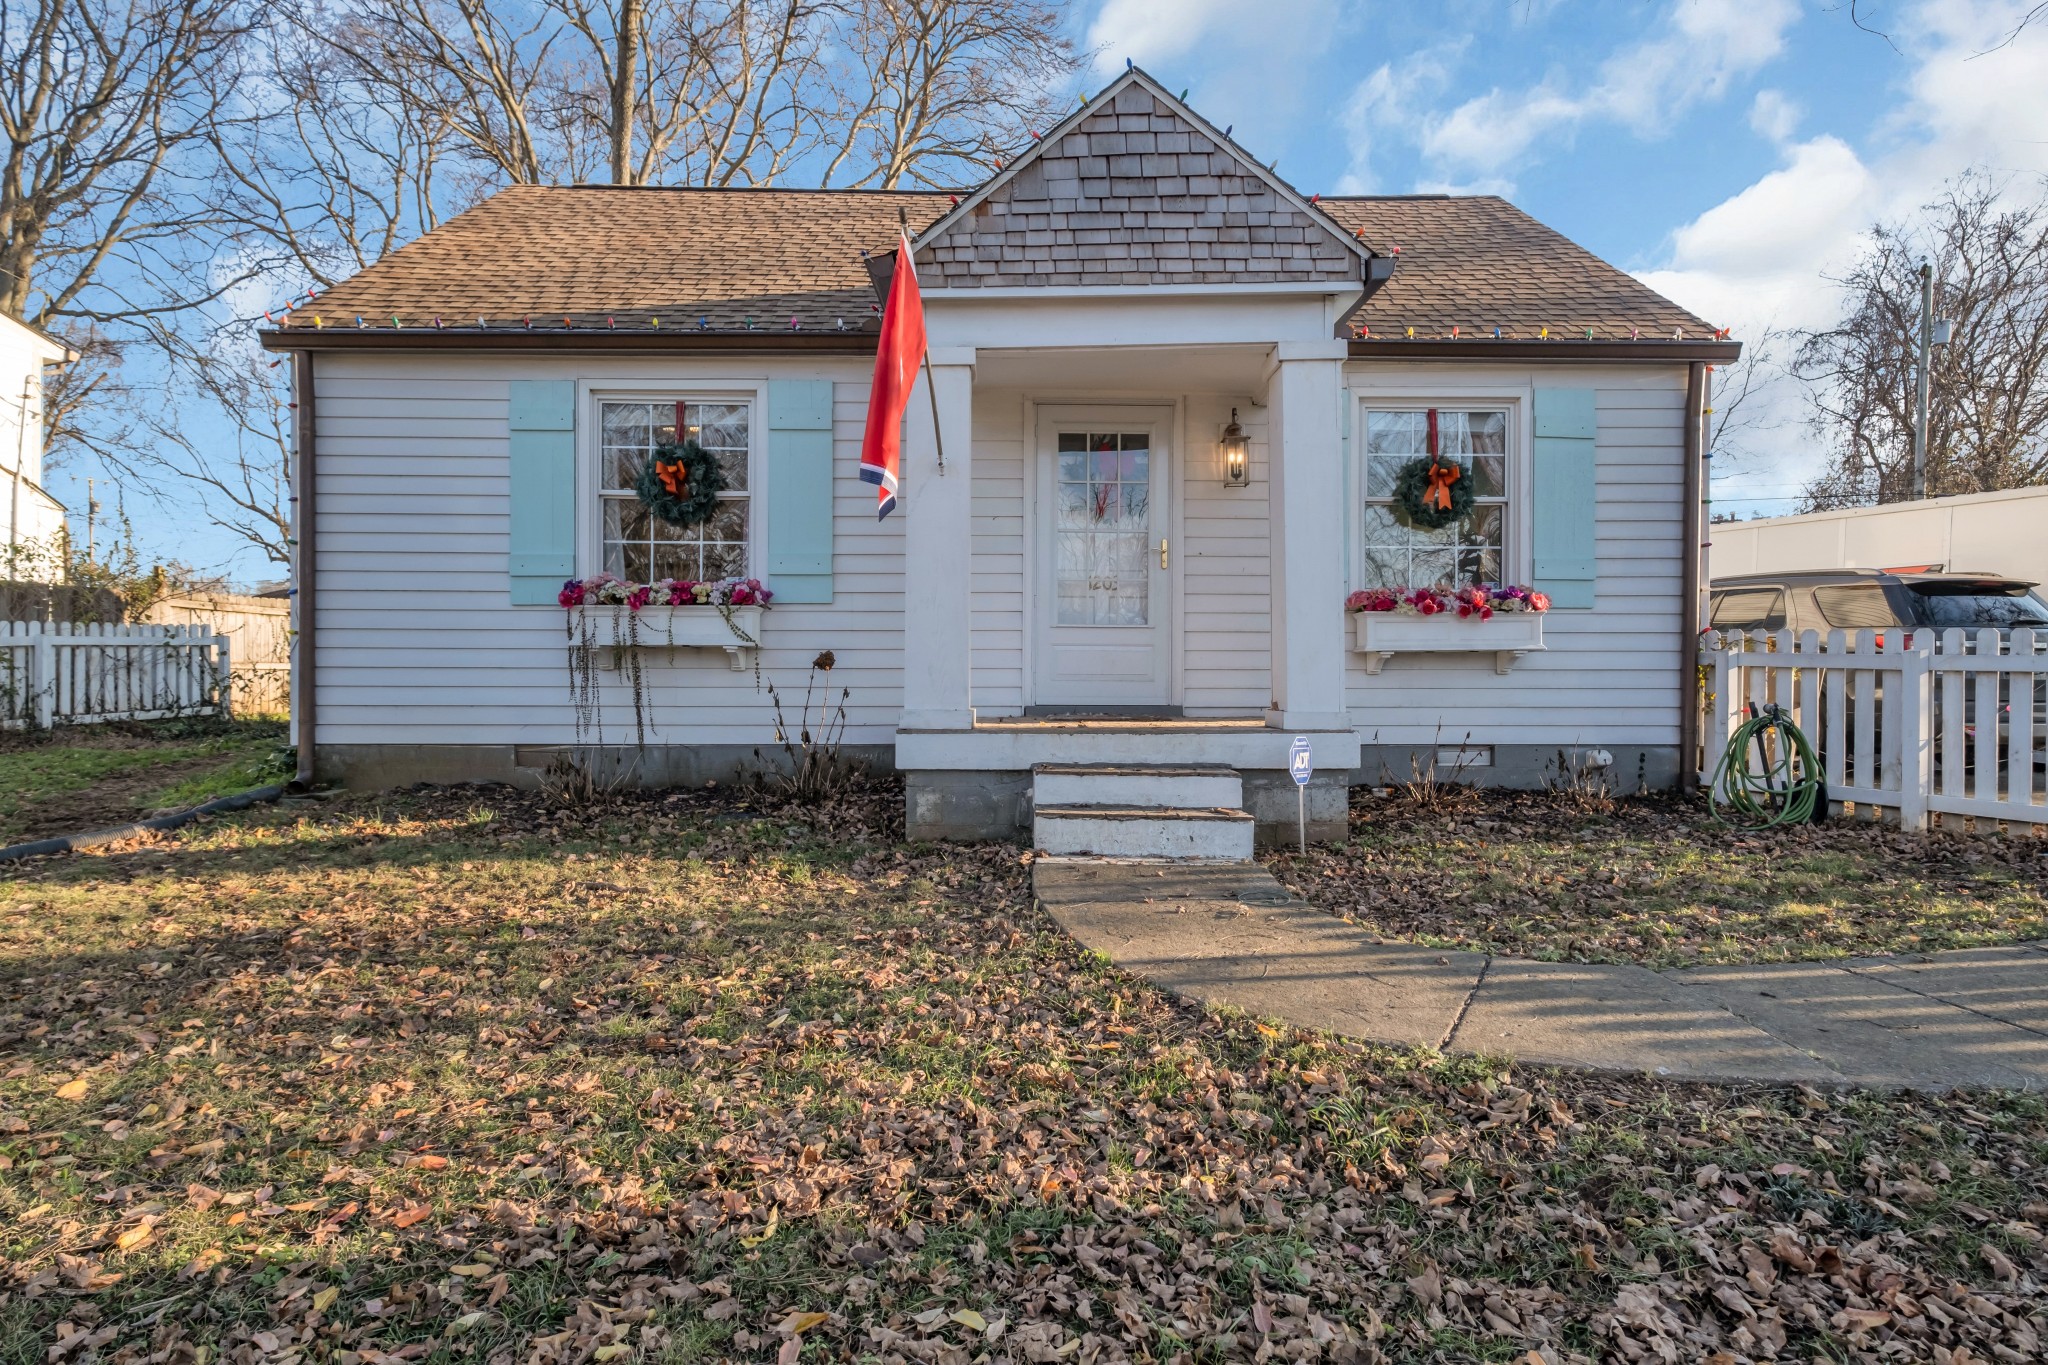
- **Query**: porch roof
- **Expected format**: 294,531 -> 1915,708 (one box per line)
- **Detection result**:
263,184 -> 1728,357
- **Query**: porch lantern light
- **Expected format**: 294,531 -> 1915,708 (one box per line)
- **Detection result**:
1220,408 -> 1249,487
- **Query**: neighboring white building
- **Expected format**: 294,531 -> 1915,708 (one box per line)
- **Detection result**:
1711,486 -> 2048,587
260,67 -> 1736,841
1,312 -> 75,581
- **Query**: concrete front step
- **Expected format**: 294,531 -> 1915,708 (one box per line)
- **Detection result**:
1032,763 -> 1242,810
1032,804 -> 1255,861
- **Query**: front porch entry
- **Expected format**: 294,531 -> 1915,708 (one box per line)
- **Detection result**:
1032,405 -> 1174,710
893,340 -> 1361,845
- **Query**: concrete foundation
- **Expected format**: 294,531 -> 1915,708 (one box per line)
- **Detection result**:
316,742 -> 1685,845
1241,770 -> 1348,846
905,769 -> 1032,841
317,743 -> 895,792
1350,743 -> 1679,794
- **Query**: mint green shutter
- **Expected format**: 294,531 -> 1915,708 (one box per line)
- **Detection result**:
765,380 -> 835,603
1532,388 -> 1597,609
508,380 -> 576,604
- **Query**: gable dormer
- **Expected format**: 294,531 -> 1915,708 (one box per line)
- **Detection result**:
914,69 -> 1370,291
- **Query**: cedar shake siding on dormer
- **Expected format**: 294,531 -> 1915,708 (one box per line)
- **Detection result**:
918,87 -> 1361,289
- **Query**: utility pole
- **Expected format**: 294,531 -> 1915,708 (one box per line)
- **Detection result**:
86,477 -> 98,562
1911,261 -> 1932,500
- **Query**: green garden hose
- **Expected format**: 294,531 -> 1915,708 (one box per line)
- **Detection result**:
1709,704 -> 1825,829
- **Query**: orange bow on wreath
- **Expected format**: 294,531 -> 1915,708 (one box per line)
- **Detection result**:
1422,407 -> 1459,511
654,459 -> 688,497
1423,458 -> 1460,511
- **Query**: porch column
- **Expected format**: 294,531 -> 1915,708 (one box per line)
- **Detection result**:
1266,341 -> 1351,732
898,349 -> 976,731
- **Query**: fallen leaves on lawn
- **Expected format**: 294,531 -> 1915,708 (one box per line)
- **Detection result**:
0,778 -> 2042,1365
1271,786 -> 2048,967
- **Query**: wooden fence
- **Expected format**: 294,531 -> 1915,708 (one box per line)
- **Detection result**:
1698,627 -> 2048,830
141,591 -> 290,716
0,621 -> 232,729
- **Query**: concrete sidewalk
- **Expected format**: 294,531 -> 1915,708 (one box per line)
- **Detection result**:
1033,859 -> 2048,1091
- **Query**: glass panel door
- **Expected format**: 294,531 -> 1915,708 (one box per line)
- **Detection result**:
1054,432 -> 1152,626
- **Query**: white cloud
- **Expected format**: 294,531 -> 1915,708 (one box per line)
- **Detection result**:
1337,40 -> 1467,193
1352,0 -> 1800,190
1635,0 -> 2048,510
1748,89 -> 1801,143
1085,0 -> 1247,73
1636,135 -> 1878,336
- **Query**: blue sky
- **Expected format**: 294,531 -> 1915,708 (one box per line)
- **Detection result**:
46,0 -> 2048,585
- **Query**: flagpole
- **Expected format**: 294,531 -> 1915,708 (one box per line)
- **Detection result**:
900,208 -> 946,475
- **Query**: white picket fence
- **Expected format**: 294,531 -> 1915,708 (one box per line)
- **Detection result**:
0,621 -> 233,729
1699,627 -> 2048,830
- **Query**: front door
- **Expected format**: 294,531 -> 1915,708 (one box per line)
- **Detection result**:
1032,406 -> 1173,708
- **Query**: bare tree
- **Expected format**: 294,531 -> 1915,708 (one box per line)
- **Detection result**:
1,6 -> 252,323
1704,324 -> 1789,480
1,0 -> 256,467
1795,174 -> 2048,510
322,0 -> 1077,191
822,0 -> 1075,189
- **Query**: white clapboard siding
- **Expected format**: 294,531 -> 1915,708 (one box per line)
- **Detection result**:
314,354 -> 1694,752
0,621 -> 231,727
1342,369 -> 1689,746
969,395 -> 1028,711
1699,627 -> 2048,829
1182,394 -> 1274,712
311,355 -> 905,747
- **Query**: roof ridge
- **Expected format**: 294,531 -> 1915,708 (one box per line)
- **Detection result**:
540,182 -> 963,196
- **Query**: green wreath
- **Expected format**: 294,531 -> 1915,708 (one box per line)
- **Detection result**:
1391,454 -> 1476,531
635,439 -> 728,528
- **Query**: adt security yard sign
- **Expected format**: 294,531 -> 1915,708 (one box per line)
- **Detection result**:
1289,736 -> 1312,851
1289,736 -> 1313,785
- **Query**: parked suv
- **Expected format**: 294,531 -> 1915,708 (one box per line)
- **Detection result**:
1708,567 -> 2048,778
1709,567 -> 2048,639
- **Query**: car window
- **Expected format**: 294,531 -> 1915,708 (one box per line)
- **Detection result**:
1709,588 -> 1787,633
1813,584 -> 1903,630
1906,583 -> 2048,629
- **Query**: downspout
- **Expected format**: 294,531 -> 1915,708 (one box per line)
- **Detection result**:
1677,361 -> 1707,790
292,350 -> 318,788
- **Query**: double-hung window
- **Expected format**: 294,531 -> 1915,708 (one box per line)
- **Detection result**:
1360,407 -> 1509,590
597,398 -> 750,581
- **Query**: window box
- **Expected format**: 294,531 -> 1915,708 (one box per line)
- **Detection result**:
1351,610 -> 1545,675
575,605 -> 763,671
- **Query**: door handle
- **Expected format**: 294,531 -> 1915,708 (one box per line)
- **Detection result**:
1160,538 -> 1169,569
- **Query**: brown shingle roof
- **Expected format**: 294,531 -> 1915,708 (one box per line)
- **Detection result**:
296,185 -> 954,333
1323,195 -> 1715,340
274,184 -> 1721,347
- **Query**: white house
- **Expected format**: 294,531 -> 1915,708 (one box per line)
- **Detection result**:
261,68 -> 1734,845
1,312 -> 74,581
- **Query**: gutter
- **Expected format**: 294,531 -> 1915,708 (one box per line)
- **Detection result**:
292,351 -> 317,788
1678,361 -> 1707,790
1349,338 -> 1742,363
257,329 -> 879,355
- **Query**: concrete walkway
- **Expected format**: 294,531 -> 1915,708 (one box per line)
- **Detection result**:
1034,860 -> 2048,1091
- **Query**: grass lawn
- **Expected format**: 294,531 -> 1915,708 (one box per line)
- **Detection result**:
1268,787 -> 2048,969
0,720 -> 291,845
1,780 -> 2044,1365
